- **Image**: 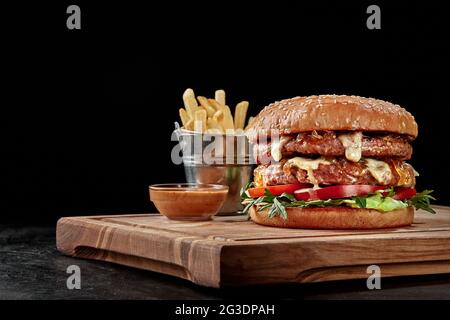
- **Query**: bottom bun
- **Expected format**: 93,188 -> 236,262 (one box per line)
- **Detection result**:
249,206 -> 414,229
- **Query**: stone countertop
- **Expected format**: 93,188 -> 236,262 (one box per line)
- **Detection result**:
2,225 -> 450,300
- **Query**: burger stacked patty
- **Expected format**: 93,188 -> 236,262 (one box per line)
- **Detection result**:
254,158 -> 416,187
254,131 -> 413,164
253,131 -> 416,188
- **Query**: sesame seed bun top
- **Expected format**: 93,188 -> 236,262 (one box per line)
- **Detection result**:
246,95 -> 418,142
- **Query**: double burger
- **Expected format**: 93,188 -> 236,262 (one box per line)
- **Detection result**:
243,95 -> 434,229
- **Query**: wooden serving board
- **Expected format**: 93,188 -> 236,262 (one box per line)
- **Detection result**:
56,206 -> 450,288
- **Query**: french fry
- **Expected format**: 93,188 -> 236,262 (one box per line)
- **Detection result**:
207,99 -> 221,110
194,109 -> 207,132
206,128 -> 223,134
222,106 -> 235,131
234,101 -> 249,130
184,118 -> 194,131
212,110 -> 223,121
245,116 -> 255,130
182,88 -> 199,117
209,99 -> 234,131
215,90 -> 226,106
197,96 -> 211,108
207,118 -> 224,133
197,96 -> 216,117
179,88 -> 251,133
221,106 -> 235,131
179,108 -> 191,128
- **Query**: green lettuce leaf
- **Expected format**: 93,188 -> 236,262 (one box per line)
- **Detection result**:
363,194 -> 408,211
241,186 -> 436,219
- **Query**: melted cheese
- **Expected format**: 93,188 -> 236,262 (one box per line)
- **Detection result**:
338,132 -> 362,162
286,157 -> 330,188
254,170 -> 264,187
270,136 -> 290,162
365,158 -> 392,185
394,162 -> 415,187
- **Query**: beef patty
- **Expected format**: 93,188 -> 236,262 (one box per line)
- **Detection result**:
254,132 -> 412,164
254,158 -> 416,187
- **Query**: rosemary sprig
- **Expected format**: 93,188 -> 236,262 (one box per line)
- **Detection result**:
407,190 -> 436,214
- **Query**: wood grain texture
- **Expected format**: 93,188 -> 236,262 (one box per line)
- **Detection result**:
56,206 -> 450,287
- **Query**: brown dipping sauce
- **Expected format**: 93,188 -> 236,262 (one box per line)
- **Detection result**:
149,183 -> 229,221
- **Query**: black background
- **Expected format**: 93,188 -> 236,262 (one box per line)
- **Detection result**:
2,1 -> 449,224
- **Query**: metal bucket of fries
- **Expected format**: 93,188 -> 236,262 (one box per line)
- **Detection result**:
177,129 -> 253,214
176,88 -> 254,214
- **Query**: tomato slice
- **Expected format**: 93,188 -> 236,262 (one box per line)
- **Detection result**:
247,183 -> 311,198
294,185 -> 386,201
393,187 -> 416,200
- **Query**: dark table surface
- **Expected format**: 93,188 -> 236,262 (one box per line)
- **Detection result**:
2,224 -> 450,300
